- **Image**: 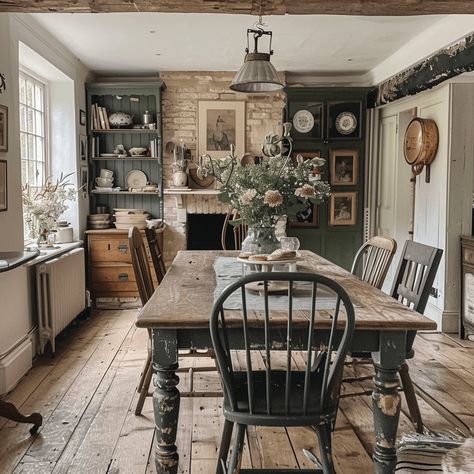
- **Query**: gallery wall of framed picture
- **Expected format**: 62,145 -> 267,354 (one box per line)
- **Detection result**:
285,87 -> 368,271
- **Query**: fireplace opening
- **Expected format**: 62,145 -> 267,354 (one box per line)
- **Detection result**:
187,213 -> 234,250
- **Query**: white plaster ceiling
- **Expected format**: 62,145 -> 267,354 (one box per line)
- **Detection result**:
29,12 -> 474,83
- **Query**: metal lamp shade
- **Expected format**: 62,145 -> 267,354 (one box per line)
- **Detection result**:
230,52 -> 283,93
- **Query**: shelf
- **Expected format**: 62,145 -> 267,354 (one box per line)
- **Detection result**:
163,189 -> 220,195
91,156 -> 160,161
91,190 -> 161,195
91,129 -> 159,134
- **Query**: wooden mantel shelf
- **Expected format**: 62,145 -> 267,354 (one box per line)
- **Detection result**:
163,189 -> 220,196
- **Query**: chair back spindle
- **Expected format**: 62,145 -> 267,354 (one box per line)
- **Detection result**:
351,236 -> 397,289
210,272 -> 355,423
144,227 -> 166,284
128,227 -> 155,306
390,240 -> 443,314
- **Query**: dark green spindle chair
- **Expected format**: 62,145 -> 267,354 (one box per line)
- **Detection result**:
210,272 -> 356,474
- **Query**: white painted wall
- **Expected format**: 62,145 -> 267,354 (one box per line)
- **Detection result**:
0,14 -> 90,393
376,81 -> 474,331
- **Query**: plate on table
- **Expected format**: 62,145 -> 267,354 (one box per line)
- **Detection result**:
237,256 -> 300,265
100,153 -> 118,157
246,281 -> 292,294
125,170 -> 147,189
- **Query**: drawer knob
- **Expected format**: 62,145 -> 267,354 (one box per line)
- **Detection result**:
118,273 -> 129,281
118,244 -> 128,253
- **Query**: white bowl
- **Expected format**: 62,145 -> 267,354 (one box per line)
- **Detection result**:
88,213 -> 110,221
114,208 -> 147,214
114,222 -> 147,230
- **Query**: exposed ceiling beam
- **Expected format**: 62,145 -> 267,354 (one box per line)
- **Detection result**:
1,0 -> 474,15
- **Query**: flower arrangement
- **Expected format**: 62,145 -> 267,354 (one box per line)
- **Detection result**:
22,172 -> 77,242
197,122 -> 330,228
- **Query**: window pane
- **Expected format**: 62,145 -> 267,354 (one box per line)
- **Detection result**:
27,160 -> 36,186
35,136 -> 44,163
21,160 -> 27,184
27,107 -> 35,134
19,104 -> 27,132
34,84 -> 43,111
36,161 -> 45,186
35,111 -> 43,136
26,80 -> 34,107
19,78 -> 26,104
20,133 -> 28,159
27,134 -> 35,163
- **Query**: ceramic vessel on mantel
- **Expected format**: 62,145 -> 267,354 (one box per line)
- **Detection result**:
172,171 -> 187,187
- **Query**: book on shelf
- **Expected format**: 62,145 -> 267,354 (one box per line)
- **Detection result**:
102,107 -> 110,129
98,107 -> 106,129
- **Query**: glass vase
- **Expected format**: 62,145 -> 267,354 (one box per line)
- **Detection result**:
241,224 -> 280,255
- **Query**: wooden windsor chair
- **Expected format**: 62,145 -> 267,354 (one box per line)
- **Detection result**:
343,240 -> 443,435
350,235 -> 397,289
221,209 -> 248,251
210,272 -> 356,474
129,227 -> 219,416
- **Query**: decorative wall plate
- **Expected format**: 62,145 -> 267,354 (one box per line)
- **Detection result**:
125,170 -> 147,189
335,112 -> 357,135
292,109 -> 315,134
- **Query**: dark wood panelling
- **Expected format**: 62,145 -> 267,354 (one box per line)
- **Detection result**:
1,0 -> 474,14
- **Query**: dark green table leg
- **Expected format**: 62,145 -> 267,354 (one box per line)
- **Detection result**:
152,329 -> 180,474
371,331 -> 407,474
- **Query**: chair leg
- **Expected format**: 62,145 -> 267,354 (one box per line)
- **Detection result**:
227,423 -> 246,474
135,357 -> 153,416
399,362 -> 423,434
315,423 -> 335,474
137,350 -> 152,394
216,419 -> 234,474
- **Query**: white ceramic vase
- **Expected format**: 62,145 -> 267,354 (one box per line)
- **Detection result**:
172,171 -> 187,187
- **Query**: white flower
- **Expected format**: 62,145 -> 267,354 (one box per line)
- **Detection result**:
263,190 -> 283,207
295,184 -> 315,198
240,189 -> 257,205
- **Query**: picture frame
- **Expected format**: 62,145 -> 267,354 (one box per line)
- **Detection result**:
291,150 -> 323,179
79,109 -> 87,126
330,149 -> 359,185
198,100 -> 245,159
79,134 -> 87,162
0,160 -> 7,211
290,202 -> 318,228
329,192 -> 357,226
0,105 -> 8,152
288,101 -> 323,140
327,100 -> 362,140
80,165 -> 88,197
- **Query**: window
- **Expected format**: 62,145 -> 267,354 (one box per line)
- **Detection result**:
19,71 -> 47,191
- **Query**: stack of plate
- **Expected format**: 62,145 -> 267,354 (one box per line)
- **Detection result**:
113,209 -> 149,230
88,213 -> 110,229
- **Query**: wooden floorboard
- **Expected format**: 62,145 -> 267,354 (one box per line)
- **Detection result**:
1,310 -> 474,473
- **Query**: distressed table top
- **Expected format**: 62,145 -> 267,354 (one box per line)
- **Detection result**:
136,250 -> 437,331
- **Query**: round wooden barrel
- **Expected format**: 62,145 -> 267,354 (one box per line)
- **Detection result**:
403,118 -> 439,173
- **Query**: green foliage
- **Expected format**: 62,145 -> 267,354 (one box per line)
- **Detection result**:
197,124 -> 330,226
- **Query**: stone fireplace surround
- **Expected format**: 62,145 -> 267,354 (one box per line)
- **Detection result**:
159,71 -> 285,267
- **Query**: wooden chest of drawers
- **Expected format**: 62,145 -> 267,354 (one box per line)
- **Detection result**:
85,229 -> 163,303
461,235 -> 474,339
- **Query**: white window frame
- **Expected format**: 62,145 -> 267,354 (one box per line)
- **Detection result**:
19,68 -> 50,241
19,68 -> 50,189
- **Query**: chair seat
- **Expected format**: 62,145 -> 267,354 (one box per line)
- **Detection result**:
223,370 -> 336,427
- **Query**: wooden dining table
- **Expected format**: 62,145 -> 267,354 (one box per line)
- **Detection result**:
136,250 -> 437,474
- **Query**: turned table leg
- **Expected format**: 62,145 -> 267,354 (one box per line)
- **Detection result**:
152,329 -> 180,474
371,331 -> 407,474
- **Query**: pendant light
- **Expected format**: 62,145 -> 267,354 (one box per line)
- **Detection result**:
230,15 -> 283,93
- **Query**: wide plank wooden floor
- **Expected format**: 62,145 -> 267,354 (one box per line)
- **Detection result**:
1,309 -> 473,473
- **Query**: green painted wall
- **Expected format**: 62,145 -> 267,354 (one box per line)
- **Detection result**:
285,87 -> 369,271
